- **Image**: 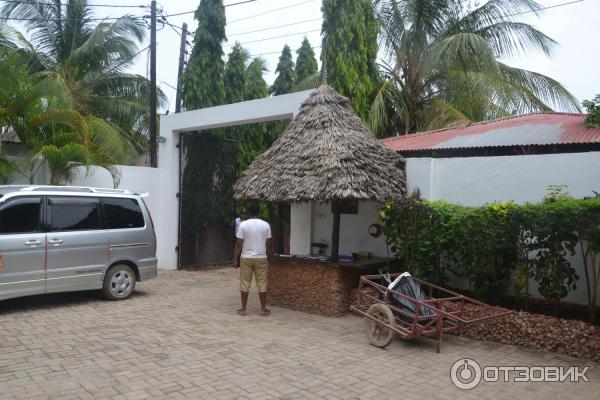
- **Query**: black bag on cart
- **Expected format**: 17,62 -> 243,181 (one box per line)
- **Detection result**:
388,273 -> 436,318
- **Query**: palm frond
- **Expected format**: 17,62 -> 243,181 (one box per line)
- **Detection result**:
426,32 -> 499,74
476,21 -> 556,60
1,0 -> 62,60
419,99 -> 472,131
292,71 -> 321,91
498,63 -> 581,112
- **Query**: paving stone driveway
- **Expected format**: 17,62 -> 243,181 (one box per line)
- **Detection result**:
1,268 -> 599,400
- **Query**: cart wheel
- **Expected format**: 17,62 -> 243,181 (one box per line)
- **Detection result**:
365,303 -> 395,348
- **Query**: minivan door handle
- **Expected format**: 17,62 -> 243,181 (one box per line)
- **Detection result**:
24,239 -> 42,247
48,239 -> 64,246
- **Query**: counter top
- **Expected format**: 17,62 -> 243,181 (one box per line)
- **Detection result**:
269,254 -> 391,270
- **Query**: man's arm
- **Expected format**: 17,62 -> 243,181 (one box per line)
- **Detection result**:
233,238 -> 243,268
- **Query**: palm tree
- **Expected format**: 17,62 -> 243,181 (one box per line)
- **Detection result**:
0,43 -> 78,183
1,0 -> 165,160
0,21 -> 129,186
371,0 -> 581,136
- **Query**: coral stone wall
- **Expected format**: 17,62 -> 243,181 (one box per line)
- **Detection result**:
268,259 -> 373,316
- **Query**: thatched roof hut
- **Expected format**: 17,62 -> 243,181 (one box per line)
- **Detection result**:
234,84 -> 406,203
234,84 -> 406,259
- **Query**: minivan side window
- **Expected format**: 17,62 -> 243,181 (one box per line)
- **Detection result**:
102,198 -> 144,229
50,197 -> 101,231
0,197 -> 42,234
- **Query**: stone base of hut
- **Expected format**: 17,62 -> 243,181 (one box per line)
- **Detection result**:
267,257 -> 388,317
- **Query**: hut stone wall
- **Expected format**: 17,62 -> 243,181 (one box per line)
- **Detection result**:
268,259 -> 375,317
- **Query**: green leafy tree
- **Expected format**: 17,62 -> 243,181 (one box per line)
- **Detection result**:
238,57 -> 271,176
0,43 -> 113,185
322,0 -> 379,120
1,0 -> 165,159
224,42 -> 249,104
244,58 -> 269,101
179,0 -> 231,264
582,93 -> 600,128
270,45 -> 296,96
295,37 -> 318,83
371,0 -> 581,136
182,0 -> 227,109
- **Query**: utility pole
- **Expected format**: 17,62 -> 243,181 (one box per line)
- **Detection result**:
149,0 -> 158,167
175,22 -> 188,113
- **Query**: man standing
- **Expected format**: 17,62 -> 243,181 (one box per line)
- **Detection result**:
232,203 -> 271,316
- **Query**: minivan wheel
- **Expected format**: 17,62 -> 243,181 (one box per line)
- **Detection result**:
102,264 -> 136,300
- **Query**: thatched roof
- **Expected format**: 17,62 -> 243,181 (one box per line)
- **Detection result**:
234,84 -> 406,202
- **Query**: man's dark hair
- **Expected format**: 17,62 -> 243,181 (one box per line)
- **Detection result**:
248,203 -> 260,217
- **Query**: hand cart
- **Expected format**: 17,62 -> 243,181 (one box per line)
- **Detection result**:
349,273 -> 511,352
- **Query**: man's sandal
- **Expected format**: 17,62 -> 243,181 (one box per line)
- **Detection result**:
236,309 -> 247,316
260,309 -> 271,316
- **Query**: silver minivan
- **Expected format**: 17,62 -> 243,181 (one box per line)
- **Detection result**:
0,185 -> 157,301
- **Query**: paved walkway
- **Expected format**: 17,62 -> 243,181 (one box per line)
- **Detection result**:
0,269 -> 598,400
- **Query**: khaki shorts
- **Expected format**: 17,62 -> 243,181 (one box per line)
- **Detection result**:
239,258 -> 268,293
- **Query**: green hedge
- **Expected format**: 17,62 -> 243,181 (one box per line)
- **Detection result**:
379,191 -> 600,321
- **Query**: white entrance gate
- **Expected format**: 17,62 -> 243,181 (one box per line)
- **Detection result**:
155,91 -> 312,269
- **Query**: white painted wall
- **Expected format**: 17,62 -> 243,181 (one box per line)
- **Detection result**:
290,202 -> 312,255
406,152 -> 600,205
69,166 -> 160,217
290,201 -> 388,257
404,151 -> 600,305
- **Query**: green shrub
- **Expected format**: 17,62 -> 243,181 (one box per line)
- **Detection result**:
379,194 -> 600,314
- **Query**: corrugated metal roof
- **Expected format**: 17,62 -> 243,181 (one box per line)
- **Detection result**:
381,112 -> 600,152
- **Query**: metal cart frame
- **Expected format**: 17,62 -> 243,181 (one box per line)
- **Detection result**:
350,273 -> 511,352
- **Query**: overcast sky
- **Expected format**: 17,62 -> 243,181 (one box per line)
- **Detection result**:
16,0 -> 600,113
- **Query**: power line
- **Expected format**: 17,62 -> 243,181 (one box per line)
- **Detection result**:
229,0 -> 318,24
84,45 -> 150,89
0,14 -> 145,22
495,0 -> 584,19
0,0 -> 146,7
161,0 -> 257,18
233,28 -> 321,46
160,80 -> 179,93
165,20 -> 182,38
228,17 -> 322,37
250,45 -> 321,58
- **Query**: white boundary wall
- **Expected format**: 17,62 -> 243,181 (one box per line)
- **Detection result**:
406,152 -> 600,205
69,166 -> 160,219
405,152 -> 600,304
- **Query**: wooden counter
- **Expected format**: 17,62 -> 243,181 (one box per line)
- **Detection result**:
267,256 -> 389,316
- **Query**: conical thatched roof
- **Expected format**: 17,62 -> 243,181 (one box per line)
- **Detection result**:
234,84 -> 406,202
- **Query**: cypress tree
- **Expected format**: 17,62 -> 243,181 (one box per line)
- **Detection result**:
295,37 -> 318,83
321,0 -> 379,120
224,42 -> 249,104
238,57 -> 270,176
182,0 -> 226,109
179,0 -> 229,266
244,58 -> 268,100
270,45 -> 296,96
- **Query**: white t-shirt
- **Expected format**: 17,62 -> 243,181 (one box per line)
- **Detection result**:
236,218 -> 272,259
